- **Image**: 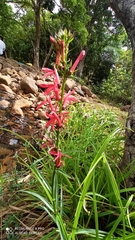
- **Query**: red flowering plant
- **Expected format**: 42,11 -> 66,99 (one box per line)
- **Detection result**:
37,29 -> 85,168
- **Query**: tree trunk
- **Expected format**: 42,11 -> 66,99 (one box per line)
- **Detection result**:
108,0 -> 135,187
33,0 -> 41,68
42,43 -> 53,68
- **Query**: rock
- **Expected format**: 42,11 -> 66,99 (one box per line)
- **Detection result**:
5,58 -> 19,67
0,58 -> 19,69
34,74 -> 43,80
14,98 -> 32,108
18,70 -> 26,78
12,98 -> 32,116
0,75 -> 12,85
26,93 -> 37,101
74,86 -> 85,96
10,81 -> 20,92
65,78 -> 76,91
1,67 -> 15,76
20,76 -> 38,94
38,93 -> 46,101
36,80 -> 51,86
0,83 -> 15,94
80,97 -> 90,103
34,112 -> 39,118
0,100 -> 10,109
12,106 -> 23,116
0,63 -> 2,71
81,85 -> 93,97
38,110 -> 49,120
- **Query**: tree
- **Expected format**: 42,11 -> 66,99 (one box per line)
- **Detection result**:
57,0 -> 89,76
58,0 -> 123,80
108,0 -> 135,187
6,0 -> 55,68
83,0 -> 115,82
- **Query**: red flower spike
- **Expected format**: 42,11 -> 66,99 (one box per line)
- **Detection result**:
47,97 -> 56,112
40,83 -> 54,89
63,90 -> 78,108
50,148 -> 62,167
36,100 -> 47,110
36,97 -> 58,112
42,68 -> 54,72
56,51 -> 61,65
50,36 -> 67,66
59,111 -> 70,123
45,111 -> 69,130
54,88 -> 61,100
61,40 -> 65,62
40,67 -> 61,100
46,112 -> 63,130
54,65 -> 60,85
43,83 -> 60,100
40,137 -> 54,149
42,68 -> 54,78
50,36 -> 57,44
50,148 -> 71,168
70,50 -> 86,73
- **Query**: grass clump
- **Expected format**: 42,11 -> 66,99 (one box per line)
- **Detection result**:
1,103 -> 135,240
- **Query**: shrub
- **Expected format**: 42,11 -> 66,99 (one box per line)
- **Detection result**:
97,49 -> 132,105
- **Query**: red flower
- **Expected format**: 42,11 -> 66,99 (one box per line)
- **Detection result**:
46,111 -> 69,130
50,36 -> 57,45
50,148 -> 71,168
50,148 -> 63,167
36,100 -> 47,110
40,66 -> 61,100
40,137 -> 54,149
63,90 -> 78,108
58,111 -> 70,124
36,97 -> 58,112
50,36 -> 66,66
42,68 -> 55,78
70,50 -> 86,73
54,65 -> 60,85
47,97 -> 58,112
56,51 -> 61,65
46,112 -> 62,130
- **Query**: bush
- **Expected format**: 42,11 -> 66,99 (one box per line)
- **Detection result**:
97,49 -> 132,105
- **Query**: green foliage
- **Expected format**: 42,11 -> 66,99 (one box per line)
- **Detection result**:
59,104 -> 124,175
1,0 -> 129,78
98,49 -> 132,105
83,0 -> 128,84
0,2 -> 17,54
2,104 -> 134,240
55,0 -> 90,46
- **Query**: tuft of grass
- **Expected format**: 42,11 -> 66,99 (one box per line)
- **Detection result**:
2,103 -> 135,239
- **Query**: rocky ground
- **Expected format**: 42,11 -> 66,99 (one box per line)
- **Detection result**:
0,57 -> 101,174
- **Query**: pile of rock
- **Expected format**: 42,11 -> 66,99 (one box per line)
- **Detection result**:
0,57 -> 96,120
0,57 -> 97,172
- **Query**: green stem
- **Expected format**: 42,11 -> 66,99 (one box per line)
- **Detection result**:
52,165 -> 57,213
56,68 -> 68,150
92,171 -> 99,240
52,67 -> 68,213
60,69 -> 67,113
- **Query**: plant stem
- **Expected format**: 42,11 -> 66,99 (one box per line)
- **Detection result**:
93,171 -> 99,240
56,68 -> 67,150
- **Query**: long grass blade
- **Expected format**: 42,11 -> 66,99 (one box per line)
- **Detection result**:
70,128 -> 120,240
